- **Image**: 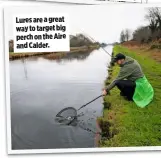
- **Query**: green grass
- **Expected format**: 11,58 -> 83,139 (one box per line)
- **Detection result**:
100,45 -> 161,147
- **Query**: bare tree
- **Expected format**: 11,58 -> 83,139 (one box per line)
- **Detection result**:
9,40 -> 14,52
120,30 -> 126,43
125,29 -> 131,41
131,7 -> 161,44
145,8 -> 161,34
145,8 -> 157,33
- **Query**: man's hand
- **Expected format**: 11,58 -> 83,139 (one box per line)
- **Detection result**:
102,89 -> 108,96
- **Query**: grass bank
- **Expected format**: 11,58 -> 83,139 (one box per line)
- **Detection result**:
9,45 -> 99,60
98,45 -> 161,147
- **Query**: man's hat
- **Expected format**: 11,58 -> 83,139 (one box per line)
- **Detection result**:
113,53 -> 125,62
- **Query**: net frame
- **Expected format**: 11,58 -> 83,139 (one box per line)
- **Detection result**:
55,107 -> 77,125
55,95 -> 103,125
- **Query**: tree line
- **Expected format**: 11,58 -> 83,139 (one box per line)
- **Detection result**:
120,7 -> 161,44
70,33 -> 94,47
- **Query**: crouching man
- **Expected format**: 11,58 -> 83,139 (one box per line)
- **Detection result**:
102,53 -> 154,108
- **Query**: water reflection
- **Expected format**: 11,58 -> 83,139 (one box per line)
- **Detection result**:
43,50 -> 93,62
21,59 -> 28,80
20,50 -> 93,80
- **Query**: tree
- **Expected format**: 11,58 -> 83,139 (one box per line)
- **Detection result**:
9,40 -> 14,52
131,7 -> 161,44
70,34 -> 93,47
125,29 -> 131,41
145,7 -> 161,39
133,26 -> 151,43
120,30 -> 126,43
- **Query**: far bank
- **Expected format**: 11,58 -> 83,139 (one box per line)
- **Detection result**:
9,45 -> 100,60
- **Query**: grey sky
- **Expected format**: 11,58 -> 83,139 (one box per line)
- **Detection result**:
4,4 -> 149,43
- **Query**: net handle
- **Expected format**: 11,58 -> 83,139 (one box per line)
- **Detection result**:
67,94 -> 104,125
77,95 -> 103,111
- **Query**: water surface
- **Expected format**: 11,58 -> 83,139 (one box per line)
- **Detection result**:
10,46 -> 113,149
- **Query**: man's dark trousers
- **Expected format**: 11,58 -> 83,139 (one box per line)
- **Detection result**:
115,80 -> 136,101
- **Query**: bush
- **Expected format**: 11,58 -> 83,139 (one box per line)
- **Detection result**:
150,44 -> 161,49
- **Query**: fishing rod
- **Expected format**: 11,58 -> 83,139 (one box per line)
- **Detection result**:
80,30 -> 112,57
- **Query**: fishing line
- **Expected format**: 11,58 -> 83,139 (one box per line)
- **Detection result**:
79,29 -> 112,57
74,27 -> 115,68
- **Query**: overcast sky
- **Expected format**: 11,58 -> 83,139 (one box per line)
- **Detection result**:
4,4 -> 149,43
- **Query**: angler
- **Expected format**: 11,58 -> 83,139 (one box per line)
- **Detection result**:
103,53 -> 154,108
